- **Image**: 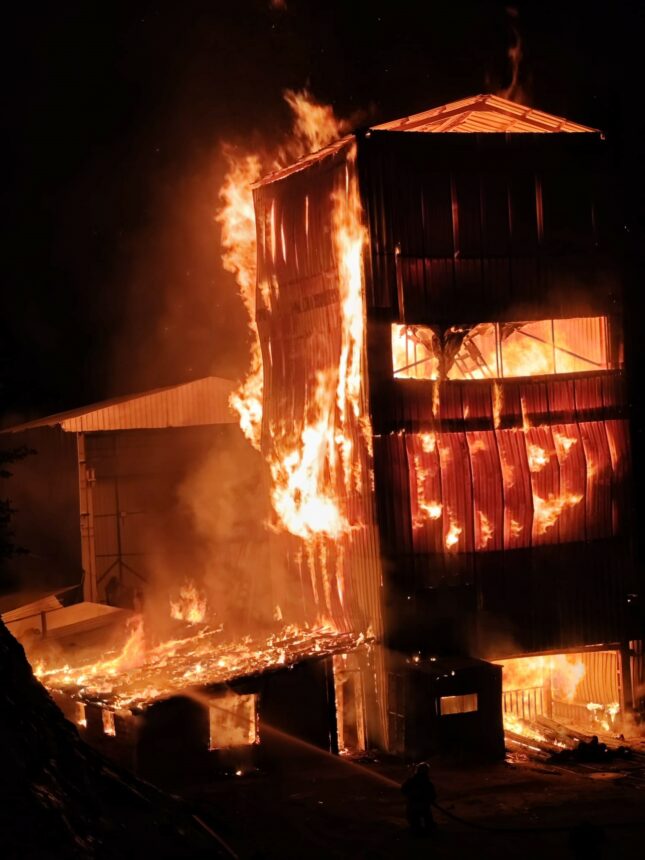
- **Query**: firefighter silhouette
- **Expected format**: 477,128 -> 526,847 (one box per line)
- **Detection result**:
401,762 -> 436,835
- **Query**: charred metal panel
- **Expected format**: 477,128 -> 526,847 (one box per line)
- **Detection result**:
370,371 -> 627,436
476,539 -> 634,654
253,145 -> 385,642
357,130 -> 618,326
254,144 -> 387,744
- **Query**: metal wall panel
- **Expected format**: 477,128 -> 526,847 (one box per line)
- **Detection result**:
255,143 -> 388,744
357,130 -> 619,326
369,370 -> 626,436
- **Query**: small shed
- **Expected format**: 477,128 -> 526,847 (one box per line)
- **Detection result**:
387,655 -> 504,760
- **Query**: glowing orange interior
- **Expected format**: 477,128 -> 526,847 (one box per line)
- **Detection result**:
392,316 -> 610,380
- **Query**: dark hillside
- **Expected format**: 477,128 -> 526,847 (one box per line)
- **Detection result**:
0,620 -> 229,859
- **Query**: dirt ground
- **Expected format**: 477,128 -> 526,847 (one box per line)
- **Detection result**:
182,733 -> 645,860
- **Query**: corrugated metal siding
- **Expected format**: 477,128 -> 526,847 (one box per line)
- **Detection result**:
356,125 -> 633,657
256,96 -> 594,191
2,377 -> 236,434
373,94 -> 595,134
479,540 -> 631,653
575,650 -> 620,705
61,378 -> 235,432
401,419 -> 630,555
369,371 -> 627,436
357,130 -> 618,324
255,142 -> 387,744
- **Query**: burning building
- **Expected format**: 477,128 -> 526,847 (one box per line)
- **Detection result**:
249,94 -> 640,757
3,94 -> 641,771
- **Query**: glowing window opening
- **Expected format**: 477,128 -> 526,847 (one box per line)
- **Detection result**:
439,693 -> 478,715
75,702 -> 87,728
208,693 -> 258,751
392,317 -> 610,381
333,653 -> 367,755
102,709 -> 116,736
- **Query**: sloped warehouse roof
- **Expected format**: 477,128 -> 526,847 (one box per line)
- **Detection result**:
1,376 -> 237,434
373,93 -> 596,134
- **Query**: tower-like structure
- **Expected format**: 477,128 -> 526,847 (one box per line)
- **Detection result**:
254,96 -> 637,755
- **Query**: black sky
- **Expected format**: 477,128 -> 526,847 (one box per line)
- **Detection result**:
2,0 -> 644,422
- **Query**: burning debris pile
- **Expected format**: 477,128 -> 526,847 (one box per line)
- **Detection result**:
496,652 -> 624,756
32,611 -> 367,713
0,619 -> 225,858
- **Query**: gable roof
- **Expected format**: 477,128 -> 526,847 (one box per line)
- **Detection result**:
1,376 -> 237,434
255,94 -> 597,188
373,93 -> 596,134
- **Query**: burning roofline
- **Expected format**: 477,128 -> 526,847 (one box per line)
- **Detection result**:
37,624 -> 373,713
254,93 -> 599,190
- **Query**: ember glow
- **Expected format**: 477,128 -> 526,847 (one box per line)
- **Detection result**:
420,501 -> 443,521
412,453 -> 443,529
32,616 -> 367,712
553,431 -> 578,460
527,443 -> 549,472
477,511 -> 494,549
445,517 -> 462,550
493,382 -> 503,429
533,491 -> 583,535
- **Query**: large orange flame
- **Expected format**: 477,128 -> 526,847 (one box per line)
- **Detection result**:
267,144 -> 367,542
217,150 -> 264,449
170,580 -> 208,624
218,91 -> 363,547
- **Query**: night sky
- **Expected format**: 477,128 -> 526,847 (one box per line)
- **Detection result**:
2,1 -> 644,424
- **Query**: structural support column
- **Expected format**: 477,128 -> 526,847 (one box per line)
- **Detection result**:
77,433 -> 98,603
619,642 -> 635,717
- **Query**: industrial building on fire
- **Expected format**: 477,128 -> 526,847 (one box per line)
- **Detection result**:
252,93 -> 641,758
1,94 -> 642,770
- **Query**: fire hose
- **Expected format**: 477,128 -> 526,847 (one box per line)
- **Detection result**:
192,813 -> 240,858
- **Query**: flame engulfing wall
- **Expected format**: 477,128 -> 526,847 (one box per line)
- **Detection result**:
217,91 -> 382,638
253,141 -> 383,639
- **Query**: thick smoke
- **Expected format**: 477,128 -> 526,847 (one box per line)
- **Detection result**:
138,427 -> 281,641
